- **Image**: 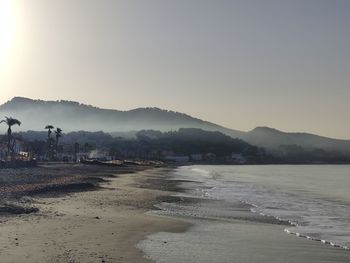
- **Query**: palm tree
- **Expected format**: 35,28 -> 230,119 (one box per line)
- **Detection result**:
0,117 -> 21,157
54,128 -> 62,155
45,125 -> 54,140
45,125 -> 54,160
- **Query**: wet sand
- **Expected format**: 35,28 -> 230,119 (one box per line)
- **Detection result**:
140,197 -> 350,263
138,170 -> 350,263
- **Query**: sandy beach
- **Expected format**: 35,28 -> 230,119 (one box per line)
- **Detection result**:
0,164 -> 350,263
0,165 -> 188,263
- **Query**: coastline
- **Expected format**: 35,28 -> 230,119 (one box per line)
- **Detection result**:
139,165 -> 350,263
1,164 -> 350,262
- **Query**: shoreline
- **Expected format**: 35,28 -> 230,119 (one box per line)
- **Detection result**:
166,164 -> 350,252
1,164 -> 350,262
139,166 -> 350,263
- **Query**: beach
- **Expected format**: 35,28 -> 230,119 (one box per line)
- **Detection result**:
0,165 -> 188,263
0,164 -> 350,262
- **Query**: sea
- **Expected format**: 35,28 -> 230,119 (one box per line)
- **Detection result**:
138,165 -> 350,262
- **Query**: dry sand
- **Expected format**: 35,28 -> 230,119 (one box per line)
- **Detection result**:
0,167 -> 188,263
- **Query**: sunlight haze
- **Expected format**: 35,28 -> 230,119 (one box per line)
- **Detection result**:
0,0 -> 349,139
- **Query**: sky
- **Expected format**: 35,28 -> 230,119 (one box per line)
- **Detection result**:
0,0 -> 349,139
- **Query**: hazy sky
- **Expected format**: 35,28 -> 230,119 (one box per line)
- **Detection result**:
0,0 -> 349,139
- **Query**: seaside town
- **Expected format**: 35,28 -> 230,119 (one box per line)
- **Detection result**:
2,113 -> 350,169
0,116 -> 255,167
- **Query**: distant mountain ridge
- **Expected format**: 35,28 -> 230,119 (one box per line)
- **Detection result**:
244,127 -> 350,154
0,97 -> 244,136
1,97 -> 350,155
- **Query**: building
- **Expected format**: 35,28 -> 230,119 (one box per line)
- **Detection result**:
164,155 -> 190,162
190,154 -> 203,162
231,153 -> 247,164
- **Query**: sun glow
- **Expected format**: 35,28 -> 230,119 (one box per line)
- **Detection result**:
0,0 -> 15,66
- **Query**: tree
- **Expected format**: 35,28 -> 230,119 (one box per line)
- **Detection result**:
54,128 -> 63,156
74,142 -> 80,162
45,125 -> 54,140
45,125 -> 55,160
0,117 -> 21,158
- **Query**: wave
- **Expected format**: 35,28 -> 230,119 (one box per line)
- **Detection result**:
179,165 -> 350,252
189,167 -> 221,179
284,229 -> 350,250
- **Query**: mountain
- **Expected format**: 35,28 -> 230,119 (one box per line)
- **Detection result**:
0,97 -> 244,136
1,97 -> 350,156
243,127 -> 350,155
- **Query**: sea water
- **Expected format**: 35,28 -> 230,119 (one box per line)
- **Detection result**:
139,165 -> 350,262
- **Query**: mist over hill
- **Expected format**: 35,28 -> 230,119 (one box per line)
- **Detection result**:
1,97 -> 350,157
0,97 -> 243,137
242,127 -> 350,155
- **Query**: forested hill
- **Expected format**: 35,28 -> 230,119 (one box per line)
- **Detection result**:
0,97 -> 243,137
1,97 -> 350,157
